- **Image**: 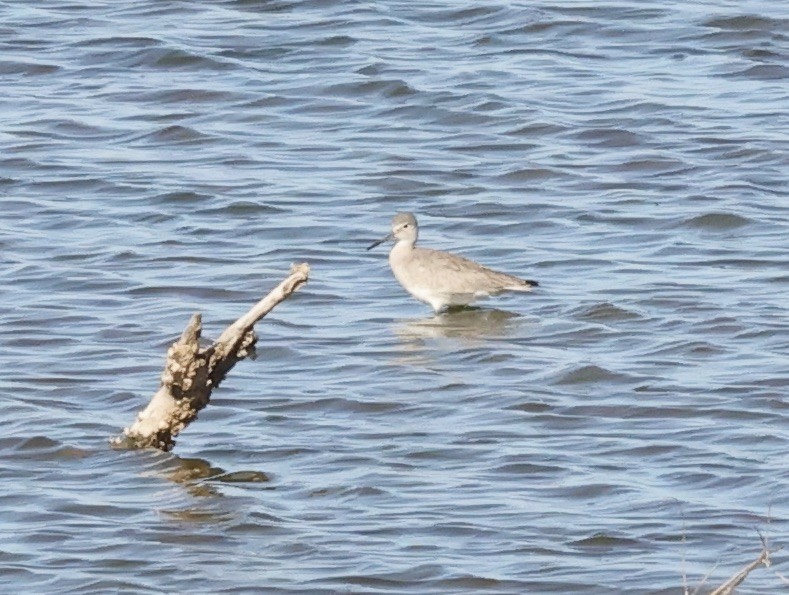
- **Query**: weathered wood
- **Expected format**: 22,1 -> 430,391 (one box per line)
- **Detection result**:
112,263 -> 310,451
709,531 -> 775,595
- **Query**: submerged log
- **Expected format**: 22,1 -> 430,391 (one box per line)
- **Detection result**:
112,263 -> 310,451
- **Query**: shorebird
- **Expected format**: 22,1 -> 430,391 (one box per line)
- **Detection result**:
367,212 -> 538,312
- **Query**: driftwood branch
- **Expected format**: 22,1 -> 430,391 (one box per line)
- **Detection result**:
709,530 -> 777,595
112,263 -> 310,451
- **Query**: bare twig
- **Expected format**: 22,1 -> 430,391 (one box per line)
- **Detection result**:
691,561 -> 719,595
112,263 -> 310,451
710,530 -> 774,595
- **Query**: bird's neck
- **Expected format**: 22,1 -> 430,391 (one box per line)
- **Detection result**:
390,238 -> 415,259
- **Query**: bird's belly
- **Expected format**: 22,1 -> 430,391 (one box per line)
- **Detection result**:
396,275 -> 477,311
390,268 -> 434,305
405,283 -> 441,305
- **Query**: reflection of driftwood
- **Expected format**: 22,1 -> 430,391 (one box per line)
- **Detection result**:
112,263 -> 310,452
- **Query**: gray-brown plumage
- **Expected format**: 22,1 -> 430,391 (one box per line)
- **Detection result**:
367,212 -> 538,312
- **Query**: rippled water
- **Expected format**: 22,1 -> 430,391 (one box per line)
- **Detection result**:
1,1 -> 787,592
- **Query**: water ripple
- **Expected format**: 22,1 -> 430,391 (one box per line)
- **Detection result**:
0,0 -> 786,593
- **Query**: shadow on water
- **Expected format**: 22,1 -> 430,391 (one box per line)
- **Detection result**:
164,456 -> 271,490
395,306 -> 529,343
136,452 -> 273,498
146,455 -> 275,522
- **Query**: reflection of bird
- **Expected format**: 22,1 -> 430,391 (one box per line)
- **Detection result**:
368,212 -> 538,312
398,309 -> 524,342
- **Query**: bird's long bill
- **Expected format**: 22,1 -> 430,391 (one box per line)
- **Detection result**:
366,233 -> 393,251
